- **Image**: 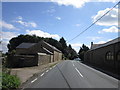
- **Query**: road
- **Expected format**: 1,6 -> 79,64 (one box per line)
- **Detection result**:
22,60 -> 119,89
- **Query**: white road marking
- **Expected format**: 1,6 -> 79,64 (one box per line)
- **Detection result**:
75,68 -> 83,77
40,73 -> 44,77
31,78 -> 37,83
46,70 -> 49,73
53,65 -> 56,68
73,63 -> 75,67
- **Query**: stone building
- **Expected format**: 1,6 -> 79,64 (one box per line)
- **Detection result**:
8,41 -> 62,67
84,37 -> 120,74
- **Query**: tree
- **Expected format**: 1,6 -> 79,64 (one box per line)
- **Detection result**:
65,44 -> 78,60
78,44 -> 89,61
7,34 -> 44,52
59,37 -> 67,49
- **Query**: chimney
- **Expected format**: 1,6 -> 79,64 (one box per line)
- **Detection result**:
91,42 -> 93,49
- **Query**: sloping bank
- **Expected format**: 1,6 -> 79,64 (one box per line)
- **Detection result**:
10,61 -> 62,86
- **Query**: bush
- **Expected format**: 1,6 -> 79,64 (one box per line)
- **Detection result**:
2,73 -> 21,90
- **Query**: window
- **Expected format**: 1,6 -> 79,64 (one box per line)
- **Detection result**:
106,52 -> 114,60
117,52 -> 120,61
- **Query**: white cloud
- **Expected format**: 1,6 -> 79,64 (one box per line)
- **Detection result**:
98,26 -> 119,33
56,16 -> 61,20
71,43 -> 82,52
97,41 -> 106,44
1,31 -> 17,40
71,43 -> 82,47
92,8 -> 118,26
30,22 -> 37,27
26,29 -> 60,40
0,21 -> 18,30
51,0 -> 90,8
46,9 -> 56,13
51,0 -> 118,8
75,24 -> 81,27
0,40 -> 9,53
16,20 -> 37,28
17,16 -> 23,20
87,36 -> 102,40
95,0 -> 118,3
0,31 -> 18,53
71,43 -> 90,52
96,39 -> 112,44
15,16 -> 37,28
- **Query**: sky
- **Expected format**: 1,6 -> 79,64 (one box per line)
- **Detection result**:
0,0 -> 119,53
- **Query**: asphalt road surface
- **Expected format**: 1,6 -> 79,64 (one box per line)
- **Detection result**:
22,60 -> 119,89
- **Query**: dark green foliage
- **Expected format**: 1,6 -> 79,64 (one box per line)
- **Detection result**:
65,44 -> 78,60
59,37 -> 78,60
78,44 -> 89,61
59,37 -> 67,49
7,34 -> 78,60
2,73 -> 21,89
7,34 -> 44,52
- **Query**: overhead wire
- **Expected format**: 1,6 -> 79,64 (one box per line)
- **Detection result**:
67,1 -> 120,43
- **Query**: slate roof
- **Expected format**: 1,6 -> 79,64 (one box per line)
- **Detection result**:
42,47 -> 53,55
90,37 -> 120,50
42,41 -> 62,53
91,44 -> 102,49
16,43 -> 36,49
16,41 -> 62,53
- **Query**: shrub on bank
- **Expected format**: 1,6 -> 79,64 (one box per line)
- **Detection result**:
2,73 -> 21,90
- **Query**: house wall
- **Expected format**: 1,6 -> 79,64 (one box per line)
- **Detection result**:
58,53 -> 62,60
50,55 -> 53,62
53,51 -> 58,62
53,51 -> 62,62
84,42 -> 120,73
37,53 -> 53,65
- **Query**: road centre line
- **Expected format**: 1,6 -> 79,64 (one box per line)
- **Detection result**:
46,70 -> 49,72
40,73 -> 45,77
72,62 -> 75,67
75,68 -> 83,77
31,78 -> 37,83
73,63 -> 75,67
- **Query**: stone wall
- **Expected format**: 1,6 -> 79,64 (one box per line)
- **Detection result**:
53,51 -> 62,62
37,53 -> 52,65
7,54 -> 38,68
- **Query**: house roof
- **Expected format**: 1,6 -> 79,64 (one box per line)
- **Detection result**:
42,41 -> 62,53
42,47 -> 53,55
90,37 -> 120,50
16,43 -> 36,49
91,44 -> 102,49
16,41 -> 62,53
